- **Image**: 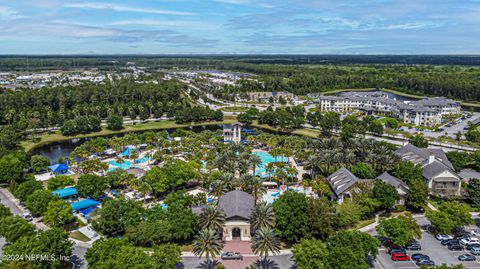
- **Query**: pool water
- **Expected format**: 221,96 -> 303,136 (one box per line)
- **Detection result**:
262,186 -> 307,204
108,160 -> 131,170
135,156 -> 151,164
252,151 -> 288,178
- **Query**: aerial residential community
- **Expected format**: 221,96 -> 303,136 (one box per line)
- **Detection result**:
2,1 -> 480,269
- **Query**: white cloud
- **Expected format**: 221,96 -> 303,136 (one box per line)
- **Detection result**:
0,7 -> 25,20
64,2 -> 195,16
108,19 -> 218,29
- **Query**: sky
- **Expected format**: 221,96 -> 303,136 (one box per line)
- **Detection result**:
1,0 -> 480,54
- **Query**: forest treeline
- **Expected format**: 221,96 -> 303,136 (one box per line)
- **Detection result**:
223,64 -> 480,102
0,79 -> 204,128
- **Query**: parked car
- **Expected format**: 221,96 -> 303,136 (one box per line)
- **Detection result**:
406,242 -> 421,251
411,254 -> 430,261
22,213 -> 33,222
442,239 -> 460,246
459,254 -> 476,261
472,248 -> 480,256
448,244 -> 464,251
416,259 -> 435,267
388,248 -> 407,255
461,237 -> 480,246
221,252 -> 243,260
435,234 -> 453,241
466,243 -> 480,250
391,253 -> 411,261
471,230 -> 480,236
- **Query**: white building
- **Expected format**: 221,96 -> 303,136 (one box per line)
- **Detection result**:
223,123 -> 242,144
318,91 -> 461,127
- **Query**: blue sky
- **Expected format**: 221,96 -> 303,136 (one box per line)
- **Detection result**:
1,0 -> 480,54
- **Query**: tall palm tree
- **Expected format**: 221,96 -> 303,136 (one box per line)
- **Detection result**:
193,229 -> 223,269
250,176 -> 266,205
209,180 -> 228,202
250,202 -> 275,230
249,154 -> 262,175
198,204 -> 226,231
252,227 -> 281,269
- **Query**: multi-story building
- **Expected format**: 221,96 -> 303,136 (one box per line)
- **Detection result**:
395,143 -> 461,196
248,91 -> 296,103
318,91 -> 461,127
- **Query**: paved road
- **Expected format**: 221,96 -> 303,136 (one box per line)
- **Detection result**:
182,254 -> 293,269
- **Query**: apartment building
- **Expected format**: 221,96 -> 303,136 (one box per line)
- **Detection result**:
318,91 -> 460,127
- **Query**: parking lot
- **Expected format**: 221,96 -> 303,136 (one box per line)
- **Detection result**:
375,230 -> 480,269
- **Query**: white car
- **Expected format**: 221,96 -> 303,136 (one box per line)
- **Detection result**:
435,234 -> 453,241
461,238 -> 480,246
471,230 -> 480,236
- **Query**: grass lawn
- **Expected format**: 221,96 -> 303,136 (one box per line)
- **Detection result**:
69,231 -> 91,242
250,121 -> 321,138
352,218 -> 376,230
22,119 -> 237,152
219,106 -> 249,112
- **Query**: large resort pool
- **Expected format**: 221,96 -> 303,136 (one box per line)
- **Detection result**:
252,151 -> 288,178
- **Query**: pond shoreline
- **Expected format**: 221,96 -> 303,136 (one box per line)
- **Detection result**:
24,119 -> 236,153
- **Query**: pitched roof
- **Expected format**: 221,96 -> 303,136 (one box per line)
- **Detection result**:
422,160 -> 458,181
326,167 -> 359,197
377,172 -> 409,190
395,143 -> 453,170
218,190 -> 254,220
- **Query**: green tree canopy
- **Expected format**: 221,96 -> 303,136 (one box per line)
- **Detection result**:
292,239 -> 328,269
373,179 -> 400,210
47,175 -> 75,191
25,189 -> 57,216
43,199 -> 75,227
14,179 -> 43,202
76,174 -> 107,199
0,216 -> 36,243
30,155 -> 50,173
272,190 -> 308,243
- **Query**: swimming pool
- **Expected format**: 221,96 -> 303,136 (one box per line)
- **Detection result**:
108,160 -> 131,170
262,185 -> 307,204
252,151 -> 288,178
135,156 -> 151,164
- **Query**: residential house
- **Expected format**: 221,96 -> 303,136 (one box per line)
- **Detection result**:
326,167 -> 360,203
395,143 -> 461,196
377,172 -> 410,205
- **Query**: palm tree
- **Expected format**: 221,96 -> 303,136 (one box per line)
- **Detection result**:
249,154 -> 262,175
198,204 -> 226,231
250,202 -> 275,230
252,227 -> 281,269
219,172 -> 236,191
209,180 -> 228,202
193,229 -> 223,269
250,176 -> 266,205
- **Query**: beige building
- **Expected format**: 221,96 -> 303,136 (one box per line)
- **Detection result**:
218,190 -> 254,241
248,91 -> 295,103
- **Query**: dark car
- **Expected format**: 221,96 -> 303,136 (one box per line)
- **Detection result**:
174,262 -> 185,269
416,259 -> 435,266
406,242 -> 421,251
411,254 -> 430,261
467,243 -> 480,250
442,239 -> 460,246
448,244 -> 464,251
459,254 -> 476,261
221,252 -> 243,260
455,233 -> 470,240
